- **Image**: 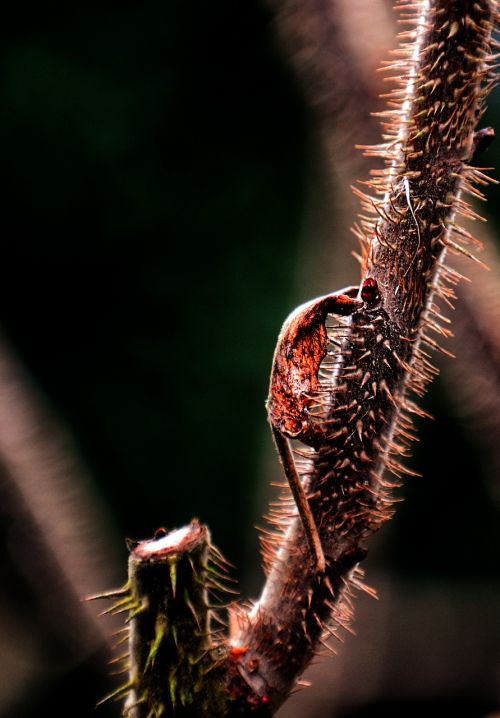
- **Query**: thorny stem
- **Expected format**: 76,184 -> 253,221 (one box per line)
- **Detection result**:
96,2 -> 498,716
276,0 -> 500,483
96,521 -> 235,718
234,0 -> 498,710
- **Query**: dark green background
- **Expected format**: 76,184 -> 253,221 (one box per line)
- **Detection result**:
0,0 -> 307,555
1,3 -> 308,715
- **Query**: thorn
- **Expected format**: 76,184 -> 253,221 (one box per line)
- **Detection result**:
96,680 -> 135,707
126,600 -> 148,623
144,620 -> 166,673
126,538 -> 139,553
99,596 -> 137,616
184,594 -> 202,632
169,560 -> 177,599
108,651 -> 130,666
85,585 -> 130,602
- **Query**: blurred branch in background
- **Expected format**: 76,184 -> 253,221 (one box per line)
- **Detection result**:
269,0 -> 394,292
445,242 -> 500,509
0,330 -> 120,717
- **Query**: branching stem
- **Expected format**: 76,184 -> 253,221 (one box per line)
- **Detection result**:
95,2 -> 498,716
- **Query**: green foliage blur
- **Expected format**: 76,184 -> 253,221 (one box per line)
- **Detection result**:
0,0 -> 307,563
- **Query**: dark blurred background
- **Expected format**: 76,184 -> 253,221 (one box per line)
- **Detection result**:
0,1 -> 498,717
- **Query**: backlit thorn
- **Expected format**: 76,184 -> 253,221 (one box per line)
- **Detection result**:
169,673 -> 177,708
169,560 -> 177,599
85,584 -> 130,602
205,575 -> 239,595
209,543 -> 231,562
99,598 -> 138,617
296,679 -> 312,688
96,680 -> 135,707
126,600 -> 148,623
111,626 -> 130,638
123,696 -> 147,715
144,620 -> 166,673
205,602 -> 235,611
171,624 -> 178,649
184,593 -> 202,631
108,651 -> 130,666
206,565 -> 238,582
113,633 -> 130,648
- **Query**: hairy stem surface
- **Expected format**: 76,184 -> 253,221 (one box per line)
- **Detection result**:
233,0 -> 498,710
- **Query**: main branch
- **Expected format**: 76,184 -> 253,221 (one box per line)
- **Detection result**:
94,2 -> 498,716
